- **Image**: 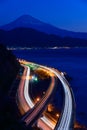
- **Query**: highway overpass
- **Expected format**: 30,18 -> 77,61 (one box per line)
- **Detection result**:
17,61 -> 75,130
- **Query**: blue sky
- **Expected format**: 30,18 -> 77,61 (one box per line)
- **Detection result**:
0,0 -> 87,32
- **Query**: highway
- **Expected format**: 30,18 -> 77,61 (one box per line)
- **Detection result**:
22,67 -> 56,126
40,65 -> 74,130
16,65 -> 30,115
17,63 -> 55,129
16,65 -> 34,115
17,60 -> 75,130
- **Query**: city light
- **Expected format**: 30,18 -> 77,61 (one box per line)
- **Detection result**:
36,97 -> 40,102
43,91 -> 45,95
56,113 -> 59,118
32,75 -> 38,82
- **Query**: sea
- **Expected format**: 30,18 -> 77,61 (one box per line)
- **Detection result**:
13,47 -> 87,126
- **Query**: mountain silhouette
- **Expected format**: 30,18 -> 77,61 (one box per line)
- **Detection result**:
0,15 -> 87,39
0,28 -> 87,47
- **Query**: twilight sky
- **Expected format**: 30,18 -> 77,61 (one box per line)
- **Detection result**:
0,0 -> 87,32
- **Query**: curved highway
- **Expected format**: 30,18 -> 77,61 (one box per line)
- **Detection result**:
16,65 -> 30,115
17,63 -> 55,129
40,65 -> 74,130
17,61 -> 75,130
22,67 -> 56,126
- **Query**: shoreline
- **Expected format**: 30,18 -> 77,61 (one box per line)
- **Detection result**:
7,46 -> 87,50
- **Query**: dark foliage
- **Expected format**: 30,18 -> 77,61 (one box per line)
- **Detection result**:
0,44 -> 24,130
0,44 -> 20,93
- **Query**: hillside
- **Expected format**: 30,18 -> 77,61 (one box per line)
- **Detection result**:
0,28 -> 87,47
0,44 -> 20,92
0,44 -> 24,129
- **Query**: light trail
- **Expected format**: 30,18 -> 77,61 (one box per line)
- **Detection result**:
39,65 -> 73,130
17,64 -> 55,129
17,61 -> 74,130
16,66 -> 30,114
23,66 -> 34,108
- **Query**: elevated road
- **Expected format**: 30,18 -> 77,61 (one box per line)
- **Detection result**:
21,66 -> 56,126
40,65 -> 75,130
17,64 -> 55,129
17,61 -> 75,130
16,65 -> 29,115
16,65 -> 34,115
